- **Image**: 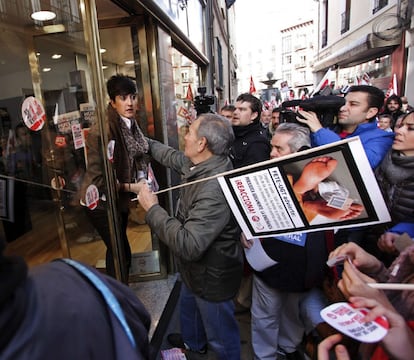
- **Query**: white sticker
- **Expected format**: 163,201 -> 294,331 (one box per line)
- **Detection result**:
85,184 -> 100,210
51,176 -> 66,190
320,302 -> 389,343
72,122 -> 84,150
21,96 -> 46,131
326,255 -> 349,267
107,140 -> 115,162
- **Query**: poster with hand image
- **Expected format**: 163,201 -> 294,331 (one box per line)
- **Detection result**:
218,137 -> 390,240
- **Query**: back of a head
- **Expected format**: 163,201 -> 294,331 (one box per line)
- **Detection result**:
220,104 -> 235,113
274,122 -> 311,152
197,113 -> 234,155
347,85 -> 384,111
106,74 -> 137,101
236,93 -> 262,121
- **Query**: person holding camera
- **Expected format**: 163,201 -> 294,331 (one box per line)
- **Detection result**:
296,85 -> 394,170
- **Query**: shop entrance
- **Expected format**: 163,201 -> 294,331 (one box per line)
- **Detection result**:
1,0 -> 167,282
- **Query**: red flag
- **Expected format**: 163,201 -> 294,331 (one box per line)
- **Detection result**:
185,85 -> 194,101
312,68 -> 332,95
249,76 -> 256,94
361,72 -> 371,85
385,73 -> 398,99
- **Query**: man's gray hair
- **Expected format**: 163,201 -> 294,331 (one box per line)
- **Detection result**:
197,113 -> 235,155
274,123 -> 311,152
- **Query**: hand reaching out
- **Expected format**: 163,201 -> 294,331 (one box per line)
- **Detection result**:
318,334 -> 350,360
328,242 -> 382,274
377,232 -> 400,255
349,296 -> 414,360
129,181 -> 158,212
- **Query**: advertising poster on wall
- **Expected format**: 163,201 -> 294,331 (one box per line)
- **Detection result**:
218,137 -> 390,240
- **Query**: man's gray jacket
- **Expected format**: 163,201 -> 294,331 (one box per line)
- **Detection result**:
145,139 -> 243,302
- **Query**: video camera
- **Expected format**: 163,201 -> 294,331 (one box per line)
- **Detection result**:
194,87 -> 215,115
281,95 -> 345,128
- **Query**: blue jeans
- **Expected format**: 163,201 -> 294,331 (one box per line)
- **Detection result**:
179,282 -> 240,360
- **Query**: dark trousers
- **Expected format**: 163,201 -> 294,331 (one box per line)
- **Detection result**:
84,206 -> 131,277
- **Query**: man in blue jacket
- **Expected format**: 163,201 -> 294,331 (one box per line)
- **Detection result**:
297,85 -> 394,169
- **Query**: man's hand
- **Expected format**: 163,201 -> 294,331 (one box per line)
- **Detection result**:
296,110 -> 323,133
135,182 -> 158,211
240,233 -> 253,249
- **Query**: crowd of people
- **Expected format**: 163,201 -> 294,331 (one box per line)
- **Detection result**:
3,74 -> 414,360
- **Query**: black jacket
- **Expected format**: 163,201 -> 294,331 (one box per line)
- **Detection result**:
145,139 -> 243,302
256,231 -> 328,292
230,121 -> 270,169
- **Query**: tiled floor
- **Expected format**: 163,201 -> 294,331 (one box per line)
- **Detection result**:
131,275 -> 253,360
129,274 -> 179,340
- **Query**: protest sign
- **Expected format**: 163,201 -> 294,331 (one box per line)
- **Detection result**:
218,137 -> 390,239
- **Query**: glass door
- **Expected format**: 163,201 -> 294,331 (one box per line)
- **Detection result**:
1,0 -> 166,282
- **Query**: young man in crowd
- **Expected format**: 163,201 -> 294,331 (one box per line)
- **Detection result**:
230,93 -> 270,168
229,93 -> 270,311
382,94 -> 404,129
220,104 -> 235,122
297,85 -> 394,169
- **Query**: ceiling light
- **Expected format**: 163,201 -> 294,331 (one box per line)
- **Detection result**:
42,24 -> 66,33
31,11 -> 56,21
102,65 -> 108,70
51,54 -> 62,59
42,67 -> 52,72
100,48 -> 107,54
124,60 -> 135,65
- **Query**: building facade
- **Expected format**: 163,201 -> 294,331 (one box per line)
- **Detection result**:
280,20 -> 316,100
313,0 -> 413,99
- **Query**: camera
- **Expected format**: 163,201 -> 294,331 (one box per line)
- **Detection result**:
281,95 -> 345,128
194,87 -> 215,115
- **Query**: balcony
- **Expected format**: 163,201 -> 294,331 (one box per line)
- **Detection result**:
294,63 -> 307,69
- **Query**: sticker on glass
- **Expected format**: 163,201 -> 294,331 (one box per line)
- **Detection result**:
21,96 -> 46,131
85,184 -> 100,210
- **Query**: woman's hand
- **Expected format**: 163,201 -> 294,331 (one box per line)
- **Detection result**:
318,334 -> 350,360
328,242 -> 382,274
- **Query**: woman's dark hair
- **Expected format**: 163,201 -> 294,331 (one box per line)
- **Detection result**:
106,74 -> 137,101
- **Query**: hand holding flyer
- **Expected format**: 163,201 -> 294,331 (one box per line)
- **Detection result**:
320,302 -> 389,343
